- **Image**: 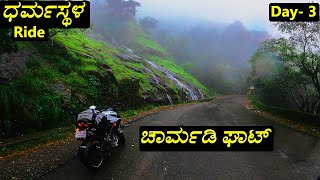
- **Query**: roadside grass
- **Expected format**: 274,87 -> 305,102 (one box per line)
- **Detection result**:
0,130 -> 74,157
248,96 -> 320,137
249,96 -> 320,126
135,36 -> 165,54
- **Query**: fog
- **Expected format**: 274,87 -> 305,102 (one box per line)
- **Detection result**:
150,20 -> 270,93
89,0 -> 316,94
136,0 -> 320,36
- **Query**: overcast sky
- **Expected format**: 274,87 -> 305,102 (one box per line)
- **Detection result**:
136,0 -> 320,36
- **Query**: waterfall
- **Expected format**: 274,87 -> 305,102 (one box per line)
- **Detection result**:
122,46 -> 133,54
118,46 -> 200,101
147,61 -> 198,100
145,67 -> 159,84
198,89 -> 205,99
166,94 -> 173,105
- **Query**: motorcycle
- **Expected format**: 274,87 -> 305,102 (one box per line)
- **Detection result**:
75,105 -> 125,168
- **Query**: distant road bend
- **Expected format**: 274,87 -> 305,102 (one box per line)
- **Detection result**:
44,95 -> 320,180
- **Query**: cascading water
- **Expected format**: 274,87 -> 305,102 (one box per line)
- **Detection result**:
122,46 -> 133,54
198,89 -> 205,99
145,67 -> 159,84
166,94 -> 173,105
147,61 -> 199,100
119,46 -> 201,101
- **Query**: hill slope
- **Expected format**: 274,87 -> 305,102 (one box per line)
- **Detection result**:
0,29 -> 210,138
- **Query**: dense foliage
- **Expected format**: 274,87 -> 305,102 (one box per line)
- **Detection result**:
250,22 -> 320,114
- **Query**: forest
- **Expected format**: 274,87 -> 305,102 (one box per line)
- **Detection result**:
250,22 -> 320,115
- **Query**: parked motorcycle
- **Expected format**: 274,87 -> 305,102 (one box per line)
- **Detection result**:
75,105 -> 125,168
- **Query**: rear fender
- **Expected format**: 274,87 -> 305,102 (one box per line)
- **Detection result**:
78,138 -> 94,162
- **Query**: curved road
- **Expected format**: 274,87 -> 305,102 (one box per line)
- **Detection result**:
44,96 -> 320,179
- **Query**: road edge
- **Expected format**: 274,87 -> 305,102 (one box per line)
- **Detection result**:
244,96 -> 320,138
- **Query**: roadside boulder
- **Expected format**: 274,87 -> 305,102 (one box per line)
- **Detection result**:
52,82 -> 72,107
0,48 -> 36,84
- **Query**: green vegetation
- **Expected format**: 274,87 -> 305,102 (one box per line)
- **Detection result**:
249,21 -> 320,115
0,24 -> 210,139
0,129 -> 73,156
121,104 -> 156,118
249,96 -> 320,126
135,36 -> 165,53
0,73 -> 68,137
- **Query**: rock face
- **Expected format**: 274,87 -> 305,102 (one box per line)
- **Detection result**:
138,47 -> 164,57
146,60 -> 200,100
116,45 -> 206,103
87,63 -> 118,84
52,82 -> 72,107
116,53 -> 140,62
0,48 -> 35,84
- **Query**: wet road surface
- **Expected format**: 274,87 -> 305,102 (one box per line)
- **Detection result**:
44,96 -> 320,180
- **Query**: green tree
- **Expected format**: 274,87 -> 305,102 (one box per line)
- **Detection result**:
106,0 -> 141,20
250,22 -> 320,114
140,17 -> 158,32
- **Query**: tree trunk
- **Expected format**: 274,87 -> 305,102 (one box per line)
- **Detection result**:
316,102 -> 320,114
291,90 -> 304,111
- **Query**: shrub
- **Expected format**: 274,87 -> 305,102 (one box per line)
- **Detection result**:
118,78 -> 144,108
57,60 -> 73,75
26,58 -> 41,69
86,75 -> 102,100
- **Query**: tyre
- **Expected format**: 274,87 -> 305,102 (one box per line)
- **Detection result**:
118,132 -> 125,145
79,141 -> 104,169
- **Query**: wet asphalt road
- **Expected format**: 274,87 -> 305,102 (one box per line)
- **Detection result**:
44,96 -> 320,180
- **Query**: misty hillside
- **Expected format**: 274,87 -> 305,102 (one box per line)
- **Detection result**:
0,26 -> 209,138
151,20 -> 270,94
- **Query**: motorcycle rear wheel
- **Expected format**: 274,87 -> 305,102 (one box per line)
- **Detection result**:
79,141 -> 105,169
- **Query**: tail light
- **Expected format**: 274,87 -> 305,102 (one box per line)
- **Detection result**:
77,122 -> 89,130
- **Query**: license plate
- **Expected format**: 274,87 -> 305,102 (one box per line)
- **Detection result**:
75,130 -> 86,139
